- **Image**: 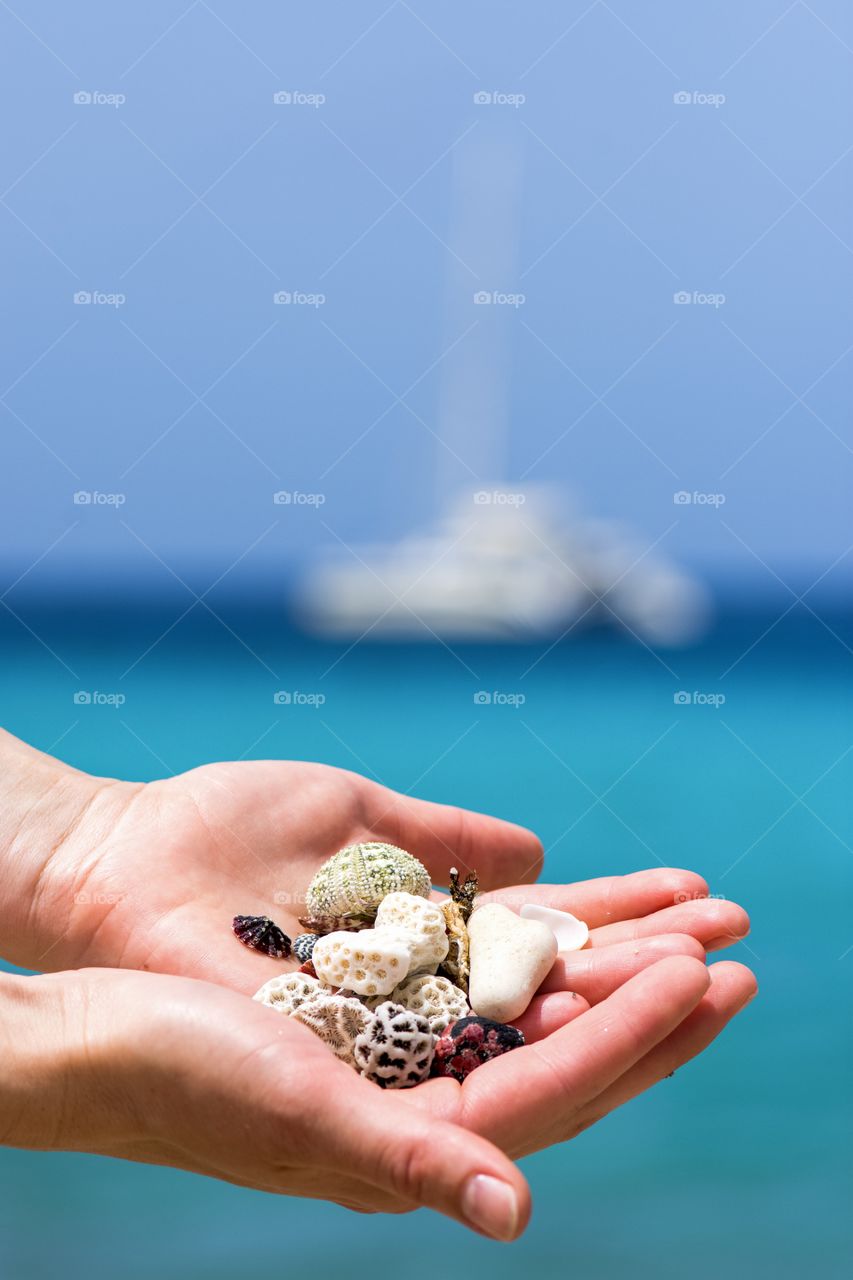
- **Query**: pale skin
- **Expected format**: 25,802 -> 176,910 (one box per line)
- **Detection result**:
0,728 -> 756,1241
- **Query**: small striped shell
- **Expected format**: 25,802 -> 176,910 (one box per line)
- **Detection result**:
305,843 -> 431,920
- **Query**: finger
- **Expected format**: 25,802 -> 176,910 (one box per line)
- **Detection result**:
458,955 -> 710,1157
538,933 -> 705,1002
513,990 -> 590,1041
366,786 -> 544,891
571,961 -> 757,1132
319,1079 -> 532,1241
588,899 -> 750,952
479,868 -> 710,927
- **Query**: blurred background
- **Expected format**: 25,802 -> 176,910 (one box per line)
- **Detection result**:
1,2 -> 851,1277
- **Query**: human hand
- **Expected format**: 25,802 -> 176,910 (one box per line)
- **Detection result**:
0,955 -> 755,1239
0,733 -> 751,1005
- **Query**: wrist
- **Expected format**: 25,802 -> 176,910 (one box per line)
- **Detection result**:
0,729 -> 142,970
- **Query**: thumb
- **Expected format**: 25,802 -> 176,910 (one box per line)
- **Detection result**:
319,1081 -> 531,1240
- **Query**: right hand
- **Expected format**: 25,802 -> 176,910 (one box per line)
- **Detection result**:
1,955 -> 755,1240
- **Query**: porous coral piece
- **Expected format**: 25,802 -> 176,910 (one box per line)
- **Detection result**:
311,928 -> 412,996
389,973 -> 469,1035
305,843 -> 431,920
375,892 -> 449,974
431,1015 -> 524,1083
253,972 -> 322,1015
438,897 -> 469,993
354,1001 -> 435,1089
291,995 -> 376,1067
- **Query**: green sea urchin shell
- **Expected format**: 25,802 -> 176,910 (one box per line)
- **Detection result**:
305,842 -> 431,920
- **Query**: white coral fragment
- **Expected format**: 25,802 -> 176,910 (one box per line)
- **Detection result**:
312,927 -> 412,996
389,973 -> 469,1035
253,972 -> 322,1015
290,994 -> 376,1067
354,1000 -> 435,1088
375,891 -> 449,974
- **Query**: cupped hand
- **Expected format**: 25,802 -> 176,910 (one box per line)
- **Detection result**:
15,755 -> 750,1002
6,954 -> 754,1239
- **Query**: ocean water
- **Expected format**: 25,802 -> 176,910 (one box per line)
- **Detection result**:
0,602 -> 850,1279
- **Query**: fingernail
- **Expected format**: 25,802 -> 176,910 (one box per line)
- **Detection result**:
462,1174 -> 519,1241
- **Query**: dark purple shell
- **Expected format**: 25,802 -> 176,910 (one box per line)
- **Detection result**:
431,1015 -> 524,1083
232,914 -> 291,959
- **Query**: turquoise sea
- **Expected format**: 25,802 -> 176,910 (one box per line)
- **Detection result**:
1,601 -> 851,1279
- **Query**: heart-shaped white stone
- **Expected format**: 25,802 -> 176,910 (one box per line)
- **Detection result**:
520,903 -> 589,952
467,903 -> 558,1023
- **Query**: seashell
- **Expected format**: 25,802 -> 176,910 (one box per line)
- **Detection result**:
297,912 -> 372,935
519,903 -> 589,951
293,932 -> 320,964
354,1001 -> 435,1088
232,914 -> 291,958
305,843 -> 431,921
291,994 -> 376,1067
431,1015 -> 525,1083
448,865 -> 479,922
312,927 -> 412,997
253,972 -> 322,1015
375,892 -> 449,974
389,973 -> 469,1035
438,897 -> 469,993
467,903 -> 557,1023
298,959 -> 318,979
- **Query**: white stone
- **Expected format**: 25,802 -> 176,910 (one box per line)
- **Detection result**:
520,903 -> 589,951
253,972 -> 323,1015
467,903 -> 558,1023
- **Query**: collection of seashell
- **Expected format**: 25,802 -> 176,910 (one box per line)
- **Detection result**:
243,841 -> 589,1089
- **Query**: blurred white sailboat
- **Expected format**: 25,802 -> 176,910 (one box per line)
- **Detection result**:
298,125 -> 709,647
296,485 -> 708,644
